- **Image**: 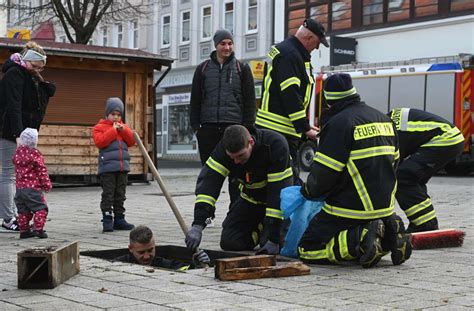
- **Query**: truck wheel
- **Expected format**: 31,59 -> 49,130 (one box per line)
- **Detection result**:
298,141 -> 317,172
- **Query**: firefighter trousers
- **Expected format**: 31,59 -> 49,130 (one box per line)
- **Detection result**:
298,210 -> 374,264
220,197 -> 265,251
396,142 -> 464,227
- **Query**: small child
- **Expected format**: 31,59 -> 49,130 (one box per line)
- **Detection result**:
93,97 -> 136,232
12,128 -> 51,239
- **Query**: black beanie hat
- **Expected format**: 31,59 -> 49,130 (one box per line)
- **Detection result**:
105,97 -> 124,117
213,29 -> 233,47
324,73 -> 357,101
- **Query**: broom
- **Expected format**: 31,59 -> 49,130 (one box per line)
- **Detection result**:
410,229 -> 465,250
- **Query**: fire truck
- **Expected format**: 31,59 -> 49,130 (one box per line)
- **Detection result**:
299,54 -> 474,175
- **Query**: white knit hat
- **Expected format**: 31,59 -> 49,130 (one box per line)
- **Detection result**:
19,128 -> 39,148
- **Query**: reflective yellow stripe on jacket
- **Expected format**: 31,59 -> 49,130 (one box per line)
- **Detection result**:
206,157 -> 230,177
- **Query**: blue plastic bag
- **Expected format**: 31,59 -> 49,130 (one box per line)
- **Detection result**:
280,186 -> 323,258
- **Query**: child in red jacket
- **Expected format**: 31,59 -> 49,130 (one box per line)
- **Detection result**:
13,128 -> 52,239
92,98 -> 136,232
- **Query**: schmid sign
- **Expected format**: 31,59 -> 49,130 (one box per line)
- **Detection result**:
330,36 -> 357,66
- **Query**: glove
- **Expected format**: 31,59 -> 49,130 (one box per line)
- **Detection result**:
300,182 -> 312,200
256,240 -> 280,255
185,225 -> 203,250
192,249 -> 211,267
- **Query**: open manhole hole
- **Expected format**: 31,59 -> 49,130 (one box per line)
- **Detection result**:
81,245 -> 249,267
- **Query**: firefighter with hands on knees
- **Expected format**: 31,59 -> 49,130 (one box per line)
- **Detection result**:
388,108 -> 464,233
190,29 -> 256,226
114,225 -> 210,270
256,18 -> 329,184
298,73 -> 412,268
185,125 -> 293,255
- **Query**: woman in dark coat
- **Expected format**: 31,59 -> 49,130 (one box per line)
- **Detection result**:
0,41 -> 55,231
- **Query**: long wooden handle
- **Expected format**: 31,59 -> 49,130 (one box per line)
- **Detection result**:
133,131 -> 189,235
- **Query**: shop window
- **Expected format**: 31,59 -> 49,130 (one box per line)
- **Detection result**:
415,0 -> 438,17
168,104 -> 194,151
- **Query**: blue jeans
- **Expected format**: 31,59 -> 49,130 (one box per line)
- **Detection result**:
0,138 -> 17,220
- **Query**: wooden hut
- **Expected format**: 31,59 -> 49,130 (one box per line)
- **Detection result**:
0,38 -> 173,184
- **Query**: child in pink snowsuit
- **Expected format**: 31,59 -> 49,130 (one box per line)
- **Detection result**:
12,128 -> 52,239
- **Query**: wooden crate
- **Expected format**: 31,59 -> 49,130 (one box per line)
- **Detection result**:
17,241 -> 80,289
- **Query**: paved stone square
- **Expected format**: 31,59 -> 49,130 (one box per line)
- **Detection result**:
0,168 -> 472,310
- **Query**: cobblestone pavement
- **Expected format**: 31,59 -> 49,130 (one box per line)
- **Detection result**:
0,168 -> 472,310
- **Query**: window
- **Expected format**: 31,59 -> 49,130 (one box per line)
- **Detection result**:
115,23 -> 123,48
247,0 -> 258,32
310,4 -> 328,29
363,0 -> 383,25
161,0 -> 170,6
181,11 -> 191,43
201,6 -> 212,40
224,1 -> 234,33
288,8 -> 305,36
129,20 -> 139,49
101,26 -> 108,46
415,0 -> 438,17
331,0 -> 351,30
388,0 -> 410,22
161,15 -> 171,47
451,0 -> 474,11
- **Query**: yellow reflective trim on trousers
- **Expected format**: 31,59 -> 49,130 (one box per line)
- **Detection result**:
324,87 -> 357,101
422,130 -> 464,147
338,230 -> 355,260
266,208 -> 284,220
353,123 -> 395,141
267,167 -> 293,182
252,231 -> 259,245
256,116 -> 300,137
347,159 -> 374,211
280,77 -> 301,91
261,65 -> 273,111
313,152 -> 345,172
326,238 -> 337,263
195,194 -> 217,207
394,149 -> 400,161
298,246 -> 327,260
177,265 -> 190,271
244,180 -> 267,189
240,191 -> 265,205
206,157 -> 230,177
412,210 -> 436,226
405,197 -> 432,217
349,146 -> 397,160
289,109 -> 307,121
257,109 -> 293,127
323,203 -> 394,219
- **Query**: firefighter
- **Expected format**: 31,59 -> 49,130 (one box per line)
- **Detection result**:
298,73 -> 412,268
184,125 -> 292,255
256,18 -> 329,184
388,108 -> 464,233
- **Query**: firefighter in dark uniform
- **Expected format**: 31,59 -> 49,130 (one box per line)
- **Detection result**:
184,125 -> 293,255
256,19 -> 329,184
298,73 -> 412,268
389,108 -> 464,233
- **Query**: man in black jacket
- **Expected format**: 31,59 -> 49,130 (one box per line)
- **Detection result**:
114,225 -> 210,270
389,108 -> 464,233
190,29 -> 256,225
256,19 -> 328,184
185,125 -> 292,255
298,73 -> 412,268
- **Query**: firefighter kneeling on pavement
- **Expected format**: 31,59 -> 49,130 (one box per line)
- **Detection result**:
298,73 -> 412,268
185,125 -> 293,255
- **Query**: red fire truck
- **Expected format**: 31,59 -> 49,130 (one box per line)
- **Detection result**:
299,54 -> 474,175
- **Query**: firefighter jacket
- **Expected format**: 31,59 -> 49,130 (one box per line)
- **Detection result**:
304,95 -> 399,220
192,128 -> 293,242
256,36 -> 313,138
389,108 -> 464,159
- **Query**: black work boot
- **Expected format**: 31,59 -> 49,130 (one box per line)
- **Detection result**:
406,217 -> 438,233
113,214 -> 135,230
383,214 -> 412,265
359,220 -> 385,268
102,212 -> 114,232
20,231 -> 36,239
